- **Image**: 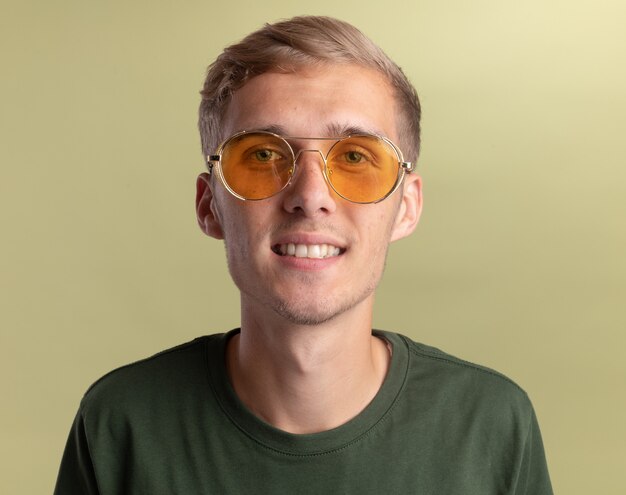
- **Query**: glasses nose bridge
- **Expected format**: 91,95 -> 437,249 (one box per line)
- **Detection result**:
292,148 -> 328,167
288,148 -> 333,195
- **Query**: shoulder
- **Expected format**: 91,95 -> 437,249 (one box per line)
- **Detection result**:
79,334 -> 222,419
388,332 -> 534,423
405,335 -> 526,389
378,332 -> 552,493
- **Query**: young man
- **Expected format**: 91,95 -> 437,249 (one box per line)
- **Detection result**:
55,16 -> 552,494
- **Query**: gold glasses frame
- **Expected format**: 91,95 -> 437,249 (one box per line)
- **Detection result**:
206,130 -> 414,204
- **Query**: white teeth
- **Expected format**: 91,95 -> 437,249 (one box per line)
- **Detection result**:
308,245 -> 321,258
295,244 -> 307,258
278,243 -> 342,259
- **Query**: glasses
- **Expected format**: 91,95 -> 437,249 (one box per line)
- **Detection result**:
207,131 -> 414,204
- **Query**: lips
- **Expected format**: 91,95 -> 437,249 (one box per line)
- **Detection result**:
272,243 -> 343,259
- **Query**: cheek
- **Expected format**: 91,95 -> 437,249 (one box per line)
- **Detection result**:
222,219 -> 250,263
212,201 -> 249,264
367,201 -> 400,240
365,206 -> 400,267
219,201 -> 273,261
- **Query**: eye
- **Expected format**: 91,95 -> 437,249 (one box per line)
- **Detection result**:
345,151 -> 364,163
254,149 -> 277,161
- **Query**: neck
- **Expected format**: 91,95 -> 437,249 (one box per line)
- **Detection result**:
226,297 -> 391,434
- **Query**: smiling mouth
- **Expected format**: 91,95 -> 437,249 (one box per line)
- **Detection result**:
272,243 -> 344,259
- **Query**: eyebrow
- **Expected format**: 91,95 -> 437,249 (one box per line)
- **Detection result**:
325,123 -> 385,137
245,123 -> 386,138
254,124 -> 289,135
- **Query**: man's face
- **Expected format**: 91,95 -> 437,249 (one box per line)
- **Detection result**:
196,64 -> 422,325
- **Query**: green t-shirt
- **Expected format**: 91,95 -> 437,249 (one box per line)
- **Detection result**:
55,330 -> 552,494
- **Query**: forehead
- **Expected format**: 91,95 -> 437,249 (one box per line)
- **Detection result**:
221,64 -> 398,141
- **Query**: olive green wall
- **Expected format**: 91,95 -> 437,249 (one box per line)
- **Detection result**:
2,1 -> 624,493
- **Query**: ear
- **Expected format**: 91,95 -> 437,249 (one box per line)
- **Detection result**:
196,173 -> 224,239
390,174 -> 423,242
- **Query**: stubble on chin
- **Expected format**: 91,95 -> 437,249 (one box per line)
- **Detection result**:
265,254 -> 387,326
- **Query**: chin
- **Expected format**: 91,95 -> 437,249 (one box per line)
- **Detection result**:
273,303 -> 340,326
271,289 -> 374,326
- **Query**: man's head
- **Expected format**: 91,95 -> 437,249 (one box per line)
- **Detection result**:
198,16 -> 421,163
196,17 -> 423,326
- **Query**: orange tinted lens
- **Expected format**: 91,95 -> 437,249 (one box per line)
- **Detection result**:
220,133 -> 293,200
326,136 -> 400,203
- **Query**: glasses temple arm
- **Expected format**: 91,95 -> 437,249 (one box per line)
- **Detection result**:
207,155 -> 221,174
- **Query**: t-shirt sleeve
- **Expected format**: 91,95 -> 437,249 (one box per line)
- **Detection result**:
514,407 -> 553,495
54,409 -> 100,495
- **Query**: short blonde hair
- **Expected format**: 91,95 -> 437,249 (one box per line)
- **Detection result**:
199,16 -> 421,162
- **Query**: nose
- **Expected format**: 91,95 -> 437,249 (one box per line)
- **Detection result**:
282,149 -> 337,216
